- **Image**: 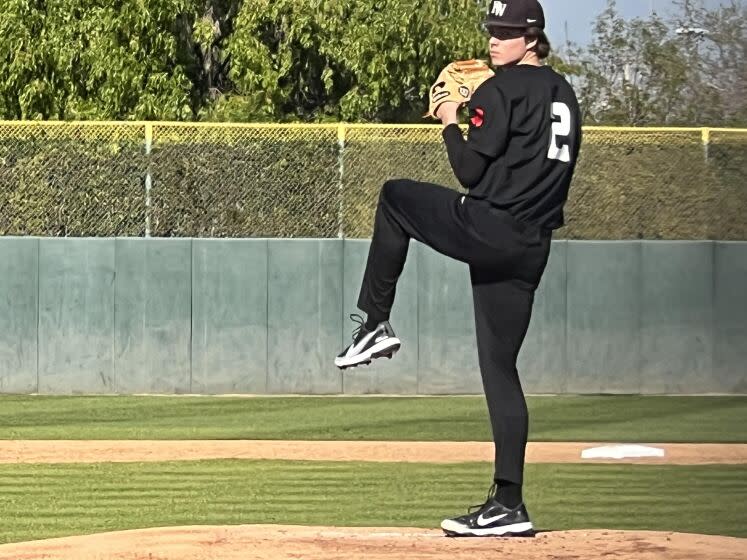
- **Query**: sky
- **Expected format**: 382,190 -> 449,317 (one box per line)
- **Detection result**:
542,0 -> 731,47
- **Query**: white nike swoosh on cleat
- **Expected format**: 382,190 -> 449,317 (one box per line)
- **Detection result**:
347,330 -> 377,357
334,337 -> 401,368
476,512 -> 508,527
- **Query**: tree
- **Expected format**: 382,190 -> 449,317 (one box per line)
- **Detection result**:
574,0 -> 746,126
4,0 -> 741,125
0,0 -> 241,120
574,1 -> 688,125
212,0 -> 487,122
0,0 -> 493,122
675,0 -> 747,126
174,0 -> 240,115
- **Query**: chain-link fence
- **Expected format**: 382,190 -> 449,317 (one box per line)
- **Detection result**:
0,122 -> 146,236
0,122 -> 744,239
149,123 -> 341,237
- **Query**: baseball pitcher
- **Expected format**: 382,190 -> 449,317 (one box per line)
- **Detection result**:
336,0 -> 582,537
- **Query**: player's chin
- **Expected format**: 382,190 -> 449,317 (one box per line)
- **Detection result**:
491,54 -> 514,67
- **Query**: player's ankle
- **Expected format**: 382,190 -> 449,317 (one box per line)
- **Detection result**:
496,479 -> 523,508
364,316 -> 384,331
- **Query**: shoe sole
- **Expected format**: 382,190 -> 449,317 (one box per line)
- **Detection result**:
440,520 -> 534,538
335,338 -> 401,370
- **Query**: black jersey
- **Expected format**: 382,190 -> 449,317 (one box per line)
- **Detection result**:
465,65 -> 581,231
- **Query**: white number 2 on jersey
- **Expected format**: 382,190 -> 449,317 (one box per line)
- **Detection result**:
548,102 -> 571,163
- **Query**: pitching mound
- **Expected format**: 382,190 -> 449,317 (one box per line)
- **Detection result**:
0,525 -> 743,560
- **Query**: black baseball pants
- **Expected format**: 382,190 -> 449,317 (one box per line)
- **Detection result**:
357,179 -> 552,485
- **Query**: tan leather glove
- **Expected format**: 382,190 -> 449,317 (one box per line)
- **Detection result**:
425,59 -> 494,119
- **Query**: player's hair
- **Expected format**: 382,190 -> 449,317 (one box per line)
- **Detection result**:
524,27 -> 551,59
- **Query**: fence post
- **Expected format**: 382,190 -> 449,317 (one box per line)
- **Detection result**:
337,123 -> 346,239
144,123 -> 153,238
701,127 -> 710,163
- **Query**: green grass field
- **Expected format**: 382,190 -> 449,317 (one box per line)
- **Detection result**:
1,395 -> 745,441
0,461 -> 744,543
0,395 -> 745,544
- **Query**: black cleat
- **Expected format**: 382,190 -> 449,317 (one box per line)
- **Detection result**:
441,484 -> 535,537
335,314 -> 401,370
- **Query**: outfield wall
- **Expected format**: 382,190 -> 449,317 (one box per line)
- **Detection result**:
0,238 -> 745,395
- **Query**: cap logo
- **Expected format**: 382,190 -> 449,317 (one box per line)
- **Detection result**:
527,18 -> 537,22
490,1 -> 507,16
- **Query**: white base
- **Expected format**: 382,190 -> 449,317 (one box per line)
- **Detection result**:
581,444 -> 665,459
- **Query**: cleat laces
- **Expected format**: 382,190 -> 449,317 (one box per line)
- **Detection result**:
468,482 -> 497,513
349,313 -> 368,343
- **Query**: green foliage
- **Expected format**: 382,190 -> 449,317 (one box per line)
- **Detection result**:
0,1 -> 743,239
0,0 -> 195,120
219,0 -> 485,122
341,128 -> 462,237
0,0 -> 486,123
0,124 -> 146,235
567,131 -> 718,239
148,126 -> 340,236
1,0 -> 744,125
708,131 -> 747,238
338,129 -> 746,240
0,123 -> 744,239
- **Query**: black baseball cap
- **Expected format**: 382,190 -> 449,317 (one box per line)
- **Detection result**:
483,0 -> 545,29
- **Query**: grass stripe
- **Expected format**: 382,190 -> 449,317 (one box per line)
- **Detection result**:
0,395 -> 744,442
0,460 -> 744,544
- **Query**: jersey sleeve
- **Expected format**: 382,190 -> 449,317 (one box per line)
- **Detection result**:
442,123 -> 490,189
466,83 -> 510,158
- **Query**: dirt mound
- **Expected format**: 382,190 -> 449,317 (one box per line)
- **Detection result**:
0,525 -> 743,560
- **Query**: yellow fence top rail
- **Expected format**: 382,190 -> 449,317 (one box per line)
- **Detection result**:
0,120 -> 746,133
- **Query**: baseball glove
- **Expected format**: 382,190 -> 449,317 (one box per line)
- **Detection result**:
425,59 -> 494,119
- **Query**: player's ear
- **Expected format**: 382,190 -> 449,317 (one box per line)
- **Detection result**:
524,38 -> 538,52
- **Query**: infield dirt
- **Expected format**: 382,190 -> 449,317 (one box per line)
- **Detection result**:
1,440 -> 745,464
0,524 -> 744,560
